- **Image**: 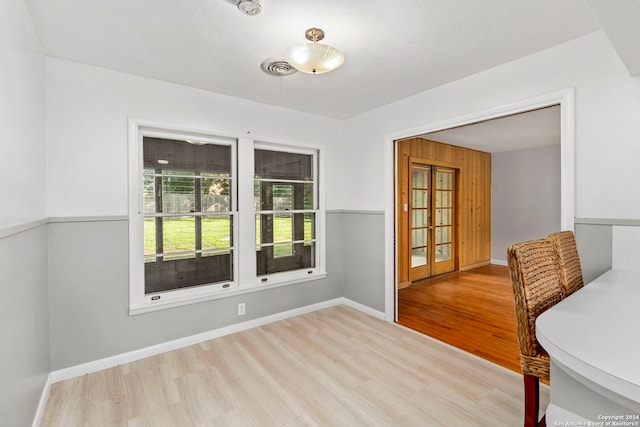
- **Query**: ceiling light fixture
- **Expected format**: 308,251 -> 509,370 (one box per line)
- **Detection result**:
284,28 -> 345,75
232,0 -> 262,16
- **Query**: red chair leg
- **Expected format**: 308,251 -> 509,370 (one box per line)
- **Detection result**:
523,374 -> 540,427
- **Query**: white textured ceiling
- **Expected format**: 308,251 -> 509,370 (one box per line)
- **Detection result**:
584,0 -> 640,77
25,0 -> 602,119
423,105 -> 560,153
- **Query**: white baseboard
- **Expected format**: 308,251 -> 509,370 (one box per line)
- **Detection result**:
32,373 -> 53,427
491,259 -> 508,266
340,298 -> 386,320
48,298 -> 382,385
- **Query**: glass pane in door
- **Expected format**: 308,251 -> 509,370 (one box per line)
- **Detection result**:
412,247 -> 427,267
438,171 -> 452,190
412,228 -> 427,248
412,169 -> 427,188
436,243 -> 451,262
435,190 -> 450,208
412,209 -> 427,228
412,190 -> 429,208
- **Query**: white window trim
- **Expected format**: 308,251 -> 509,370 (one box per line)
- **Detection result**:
128,120 -> 327,315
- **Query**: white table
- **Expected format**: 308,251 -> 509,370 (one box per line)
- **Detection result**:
537,269 -> 640,424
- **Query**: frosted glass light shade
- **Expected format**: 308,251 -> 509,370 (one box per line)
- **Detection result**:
284,43 -> 345,74
237,0 -> 262,15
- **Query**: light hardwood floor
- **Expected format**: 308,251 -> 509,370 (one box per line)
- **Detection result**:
42,304 -> 547,426
398,264 -> 522,374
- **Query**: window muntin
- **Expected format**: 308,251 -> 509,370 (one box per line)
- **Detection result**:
254,148 -> 317,276
142,137 -> 235,294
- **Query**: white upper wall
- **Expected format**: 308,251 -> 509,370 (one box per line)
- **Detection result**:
43,31 -> 640,219
0,0 -> 46,228
492,145 -> 561,263
45,59 -> 345,216
343,31 -> 640,219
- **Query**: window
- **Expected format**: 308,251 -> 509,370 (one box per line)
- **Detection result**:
254,147 -> 317,276
142,136 -> 235,294
129,122 -> 325,314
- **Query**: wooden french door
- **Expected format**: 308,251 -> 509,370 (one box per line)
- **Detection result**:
409,161 -> 455,282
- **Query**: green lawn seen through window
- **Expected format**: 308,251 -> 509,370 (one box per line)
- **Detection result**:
144,216 -> 313,258
144,217 -> 230,256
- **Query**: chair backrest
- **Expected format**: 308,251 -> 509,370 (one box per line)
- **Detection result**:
507,238 -> 563,359
548,230 -> 584,298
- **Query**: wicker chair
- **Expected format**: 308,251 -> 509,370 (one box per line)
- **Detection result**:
548,231 -> 584,298
507,238 -> 564,427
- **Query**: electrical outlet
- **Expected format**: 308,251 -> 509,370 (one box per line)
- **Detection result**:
238,302 -> 246,316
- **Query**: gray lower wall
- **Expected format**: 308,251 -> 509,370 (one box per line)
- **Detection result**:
0,225 -> 49,427
341,212 -> 386,313
48,213 -> 345,370
42,212 -> 613,370
574,223 -> 612,284
492,145 -> 561,263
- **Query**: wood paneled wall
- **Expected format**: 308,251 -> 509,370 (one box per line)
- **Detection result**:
396,138 -> 491,288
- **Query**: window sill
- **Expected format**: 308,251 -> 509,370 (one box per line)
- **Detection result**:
129,270 -> 328,316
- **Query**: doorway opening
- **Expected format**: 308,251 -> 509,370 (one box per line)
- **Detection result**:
384,95 -> 573,370
384,89 -> 575,322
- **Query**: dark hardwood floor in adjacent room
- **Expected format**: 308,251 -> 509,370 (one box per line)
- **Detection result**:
398,264 -> 522,374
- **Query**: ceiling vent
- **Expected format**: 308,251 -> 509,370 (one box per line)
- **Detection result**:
260,57 -> 298,76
